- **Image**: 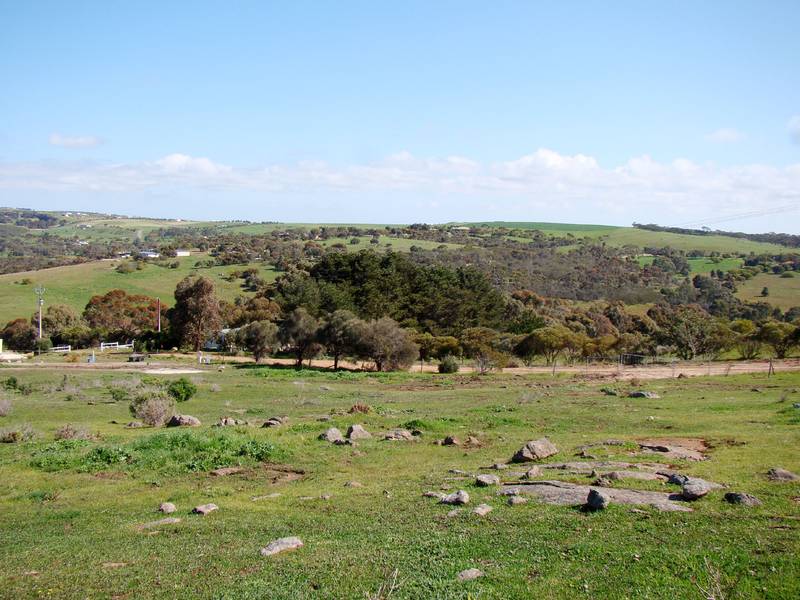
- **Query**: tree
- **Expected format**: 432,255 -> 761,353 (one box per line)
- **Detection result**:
170,276 -> 223,351
460,327 -> 506,373
354,317 -> 418,372
648,304 -> 725,360
1,318 -> 37,351
279,308 -> 322,367
83,290 -> 163,339
240,320 -> 279,362
758,320 -> 797,359
318,310 -> 359,370
32,304 -> 81,342
514,325 -> 573,365
730,319 -> 761,360
761,287 -> 770,297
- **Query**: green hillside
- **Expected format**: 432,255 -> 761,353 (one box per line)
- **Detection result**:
0,253 -> 270,325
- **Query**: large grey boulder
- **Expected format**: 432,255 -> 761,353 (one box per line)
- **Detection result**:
473,503 -> 493,516
319,427 -> 344,443
767,467 -> 799,481
511,437 -> 558,462
260,536 -> 304,557
475,474 -> 500,487
192,503 -> 218,515
347,424 -> 372,440
628,391 -> 660,399
440,490 -> 470,505
681,479 -> 712,500
383,429 -> 414,441
158,502 -> 176,514
724,492 -> 762,507
167,414 -> 201,427
457,568 -> 484,581
586,489 -> 610,510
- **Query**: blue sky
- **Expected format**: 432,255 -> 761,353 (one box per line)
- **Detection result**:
1,1 -> 799,231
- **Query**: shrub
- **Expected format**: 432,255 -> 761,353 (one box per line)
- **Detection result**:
3,377 -> 19,391
65,352 -> 80,363
129,391 -> 175,427
0,398 -> 11,417
167,377 -> 198,403
348,403 -> 372,414
0,423 -> 36,443
54,424 -> 93,441
34,338 -> 53,354
107,387 -> 130,403
438,355 -> 459,374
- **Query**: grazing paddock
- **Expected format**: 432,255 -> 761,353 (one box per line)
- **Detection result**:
0,365 -> 798,599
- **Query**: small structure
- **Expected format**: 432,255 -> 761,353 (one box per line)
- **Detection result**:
175,249 -> 191,257
138,250 -> 160,259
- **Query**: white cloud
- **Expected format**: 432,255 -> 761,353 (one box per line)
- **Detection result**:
49,133 -> 103,148
706,128 -> 745,143
788,115 -> 800,144
1,149 -> 799,230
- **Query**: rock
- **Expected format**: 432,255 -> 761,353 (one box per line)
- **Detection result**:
511,437 -> 558,462
792,403 -> 800,409
681,479 -> 712,500
606,470 -> 666,482
593,477 -> 613,487
262,416 -> 287,428
442,436 -> 460,446
215,417 -> 244,427
333,438 -> 353,446
476,474 -> 500,487
497,487 -> 519,496
125,421 -> 144,428
473,503 -> 493,516
344,480 -> 363,488
252,493 -> 282,501
457,568 -> 484,581
586,489 -> 610,510
464,436 -> 482,448
210,466 -> 244,477
383,429 -> 414,441
260,536 -> 304,557
137,517 -> 181,530
167,414 -> 201,427
346,424 -> 372,440
628,391 -> 660,399
523,466 -> 542,479
490,462 -> 508,470
446,508 -> 462,518
508,496 -> 528,506
424,491 -> 445,499
158,502 -> 176,514
767,467 -> 799,481
320,494 -> 332,501
319,427 -> 344,443
724,492 -> 762,507
320,385 -> 332,391
192,503 -> 219,515
440,490 -> 470,505
504,480 -> 691,512
638,442 -> 706,461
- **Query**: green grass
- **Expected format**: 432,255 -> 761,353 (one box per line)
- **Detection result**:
735,272 -> 800,311
0,365 -> 798,598
0,254 -> 271,324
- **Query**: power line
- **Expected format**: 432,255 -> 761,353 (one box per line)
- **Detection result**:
670,202 -> 800,229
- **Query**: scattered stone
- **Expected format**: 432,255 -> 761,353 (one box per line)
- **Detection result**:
504,480 -> 691,512
319,427 -> 344,443
346,424 -> 372,440
137,517 -> 181,530
724,492 -> 762,507
320,494 -> 332,501
320,385 -> 332,391
262,416 -> 287,428
681,479 -> 712,500
676,373 -> 687,379
508,496 -> 528,506
215,417 -> 245,427
102,562 -> 127,569
345,480 -> 363,488
464,436 -> 482,448
449,469 -> 471,475
260,536 -> 304,557
606,470 -> 666,482
192,503 -> 219,515
333,438 -> 354,446
252,493 -> 281,501
586,489 -> 610,510
158,502 -> 176,514
490,462 -> 508,470
442,435 -> 460,446
166,414 -> 201,427
383,429 -> 414,441
440,490 -> 470,505
767,467 -> 799,482
751,387 -> 763,393
446,508 -> 462,518
523,466 -> 542,479
210,466 -> 244,477
473,503 -> 493,516
638,441 -> 706,461
424,491 -> 445,499
476,474 -> 500,487
628,391 -> 660,399
457,568 -> 484,582
600,387 -> 618,396
125,421 -> 144,428
512,437 -> 558,462
593,477 -> 613,487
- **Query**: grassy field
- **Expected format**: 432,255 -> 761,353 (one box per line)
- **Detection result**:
735,273 -> 800,311
0,364 -> 798,598
636,256 -> 744,274
0,254 -> 271,324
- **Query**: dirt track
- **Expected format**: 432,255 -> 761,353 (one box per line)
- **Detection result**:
3,355 -> 798,381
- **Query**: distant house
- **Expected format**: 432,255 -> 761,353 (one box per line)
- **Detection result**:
138,250 -> 160,259
175,249 -> 191,257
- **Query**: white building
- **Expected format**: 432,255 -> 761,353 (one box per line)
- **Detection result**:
175,249 -> 191,257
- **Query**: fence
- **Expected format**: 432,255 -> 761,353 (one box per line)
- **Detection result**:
99,342 -> 134,351
50,345 -> 71,353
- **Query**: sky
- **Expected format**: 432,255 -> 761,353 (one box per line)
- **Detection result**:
1,1 -> 799,232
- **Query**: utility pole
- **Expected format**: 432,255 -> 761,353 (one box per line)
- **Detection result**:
156,297 -> 161,333
34,285 -> 45,339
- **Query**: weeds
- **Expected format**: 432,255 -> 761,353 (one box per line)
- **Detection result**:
0,423 -> 36,443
